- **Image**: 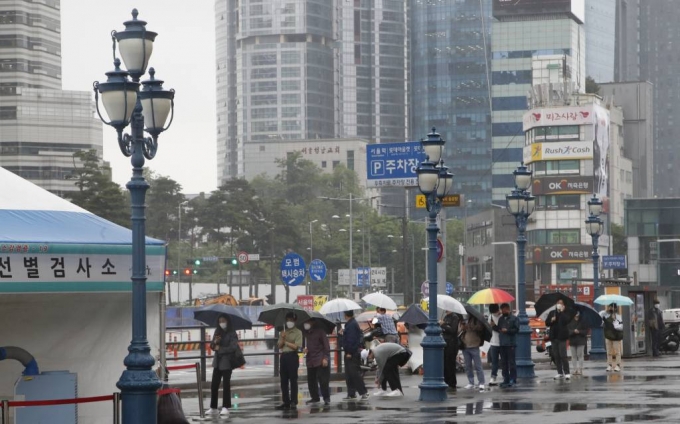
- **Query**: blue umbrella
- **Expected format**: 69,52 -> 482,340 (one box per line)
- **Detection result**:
594,294 -> 634,306
573,301 -> 603,328
193,304 -> 253,331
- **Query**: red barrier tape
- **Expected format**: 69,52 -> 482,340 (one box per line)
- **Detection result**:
166,364 -> 198,371
157,388 -> 181,396
7,395 -> 114,408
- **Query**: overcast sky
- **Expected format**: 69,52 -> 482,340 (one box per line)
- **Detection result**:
61,1 -> 217,194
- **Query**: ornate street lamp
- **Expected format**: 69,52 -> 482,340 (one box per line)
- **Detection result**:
587,195 -> 607,360
93,9 -> 175,424
506,163 -> 536,379
417,128 -> 452,402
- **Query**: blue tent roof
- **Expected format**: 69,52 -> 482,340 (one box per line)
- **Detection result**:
0,167 -> 164,245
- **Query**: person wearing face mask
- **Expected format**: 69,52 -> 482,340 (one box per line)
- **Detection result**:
600,303 -> 624,371
567,310 -> 589,375
494,303 -> 518,388
545,300 -> 571,380
275,312 -> 303,411
208,315 -> 241,416
647,299 -> 664,357
439,310 -> 461,390
302,318 -> 331,406
487,304 -> 502,386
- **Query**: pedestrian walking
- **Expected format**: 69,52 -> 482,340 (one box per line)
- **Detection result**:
208,315 -> 242,417
493,303 -> 518,388
568,311 -> 588,375
601,303 -> 624,372
369,342 -> 411,397
439,310 -> 461,389
647,299 -> 664,357
459,315 -> 486,392
546,299 -> 571,380
275,313 -> 303,410
487,304 -> 502,386
303,318 -> 331,406
341,310 -> 369,401
375,307 -> 399,343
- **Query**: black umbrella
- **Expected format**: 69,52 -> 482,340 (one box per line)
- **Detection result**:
297,311 -> 336,334
398,304 -> 428,329
258,303 -> 311,328
534,292 -> 575,317
464,304 -> 493,342
573,301 -> 603,328
193,304 -> 253,331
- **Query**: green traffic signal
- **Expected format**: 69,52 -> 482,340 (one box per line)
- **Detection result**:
194,259 -> 201,266
193,269 -> 198,275
231,258 -> 238,266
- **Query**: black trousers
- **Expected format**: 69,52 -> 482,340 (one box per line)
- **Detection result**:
651,328 -> 661,356
280,352 -> 300,405
444,340 -> 458,389
307,365 -> 331,402
553,339 -> 570,375
344,353 -> 367,397
210,368 -> 233,409
499,346 -> 517,383
380,352 -> 408,392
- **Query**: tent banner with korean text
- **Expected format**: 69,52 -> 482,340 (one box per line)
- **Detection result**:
0,244 -> 165,293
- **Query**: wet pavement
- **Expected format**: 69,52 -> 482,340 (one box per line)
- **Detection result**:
178,355 -> 680,423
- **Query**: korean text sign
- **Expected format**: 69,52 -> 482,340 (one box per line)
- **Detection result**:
366,141 -> 426,188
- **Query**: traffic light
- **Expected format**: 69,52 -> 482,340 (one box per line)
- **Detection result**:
172,270 -> 178,276
183,268 -> 191,276
193,269 -> 198,275
194,259 -> 201,266
165,269 -> 171,277
231,258 -> 238,266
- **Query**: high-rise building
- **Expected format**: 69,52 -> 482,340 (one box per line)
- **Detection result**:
584,0 -> 616,83
639,1 -> 679,197
490,0 -> 586,203
215,0 -> 408,185
614,0 -> 640,82
0,0 -> 103,195
409,0 -> 493,216
600,81 -> 654,198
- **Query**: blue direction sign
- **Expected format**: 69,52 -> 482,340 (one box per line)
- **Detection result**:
357,267 -> 370,287
366,141 -> 426,188
280,252 -> 306,286
602,255 -> 627,270
309,259 -> 327,282
446,282 -> 454,296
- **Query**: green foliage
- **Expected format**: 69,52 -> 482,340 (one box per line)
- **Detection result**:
67,150 -> 129,227
611,223 -> 627,255
146,171 -> 186,240
586,76 -> 601,95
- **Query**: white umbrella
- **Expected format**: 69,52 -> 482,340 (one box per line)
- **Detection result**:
362,292 -> 398,310
436,295 -> 466,315
319,298 -> 363,315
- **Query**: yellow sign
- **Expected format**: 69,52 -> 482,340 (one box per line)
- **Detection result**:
313,295 -> 328,311
415,194 -> 461,208
420,298 -> 429,312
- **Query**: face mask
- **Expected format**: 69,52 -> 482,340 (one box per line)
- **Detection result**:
303,323 -> 311,330
286,321 -> 295,329
502,311 -> 510,316
219,323 -> 227,330
655,304 -> 660,309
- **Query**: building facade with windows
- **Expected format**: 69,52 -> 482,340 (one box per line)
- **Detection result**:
409,0 -> 493,218
215,0 -> 408,185
0,0 -> 103,195
490,0 -> 586,203
523,94 -> 632,287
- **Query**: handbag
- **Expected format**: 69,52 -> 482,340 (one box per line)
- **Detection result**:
230,345 -> 246,369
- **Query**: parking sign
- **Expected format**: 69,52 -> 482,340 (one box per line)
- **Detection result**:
366,141 -> 426,188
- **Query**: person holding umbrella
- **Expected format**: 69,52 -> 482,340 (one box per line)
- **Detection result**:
275,312 -> 303,410
600,303 -> 624,372
302,317 -> 331,406
567,310 -> 589,375
208,315 -> 242,417
545,299 -> 572,380
439,310 -> 461,390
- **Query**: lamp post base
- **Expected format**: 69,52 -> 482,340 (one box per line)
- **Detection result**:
418,329 -> 448,402
515,325 -> 536,379
589,327 -> 607,360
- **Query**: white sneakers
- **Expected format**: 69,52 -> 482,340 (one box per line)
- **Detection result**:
463,384 -> 475,389
489,376 -> 498,386
206,408 -> 229,416
479,385 -> 486,392
206,408 -> 218,415
614,365 -> 621,372
373,389 -> 388,397
553,374 -> 564,380
564,374 -> 571,380
606,365 -> 612,372
385,390 -> 403,397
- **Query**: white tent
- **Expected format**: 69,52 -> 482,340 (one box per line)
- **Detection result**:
0,167 -> 166,423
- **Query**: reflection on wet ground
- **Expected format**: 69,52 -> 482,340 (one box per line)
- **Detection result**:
184,356 -> 680,423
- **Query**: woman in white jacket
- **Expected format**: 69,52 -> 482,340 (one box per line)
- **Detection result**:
600,303 -> 624,372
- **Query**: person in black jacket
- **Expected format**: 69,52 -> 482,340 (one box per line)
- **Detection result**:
440,311 -> 461,389
208,315 -> 241,417
340,310 -> 368,401
545,299 -> 572,380
567,310 -> 589,375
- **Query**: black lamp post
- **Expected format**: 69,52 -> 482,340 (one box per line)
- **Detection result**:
506,163 -> 536,379
586,195 -> 607,360
93,9 -> 175,424
417,128 -> 453,402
